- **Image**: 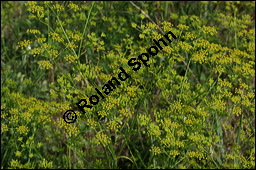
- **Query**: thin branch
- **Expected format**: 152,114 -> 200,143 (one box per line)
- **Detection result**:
129,1 -> 164,34
178,54 -> 200,85
182,60 -> 200,85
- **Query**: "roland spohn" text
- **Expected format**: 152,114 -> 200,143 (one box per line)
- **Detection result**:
63,30 -> 177,123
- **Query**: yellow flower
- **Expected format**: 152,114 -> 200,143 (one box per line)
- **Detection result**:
26,29 -> 41,34
29,47 -> 42,57
49,49 -> 59,58
16,125 -> 29,135
101,32 -> 106,37
138,114 -> 150,126
10,159 -> 23,169
25,1 -> 44,18
148,123 -> 161,137
64,54 -> 77,63
29,153 -> 34,158
184,32 -> 196,41
1,124 -> 8,133
202,25 -> 217,36
131,23 -> 137,28
192,50 -> 208,64
92,133 -> 111,147
177,24 -> 189,31
87,118 -> 97,129
149,145 -> 162,155
37,60 -> 53,70
161,21 -> 174,32
49,32 -> 64,42
69,33 -> 83,41
68,3 -> 80,11
187,151 -> 196,158
9,115 -> 19,124
139,33 -> 145,39
119,108 -> 133,118
169,150 -> 180,157
37,142 -> 43,148
56,116 -> 80,137
66,42 -> 78,49
51,4 -> 64,12
15,151 -> 22,157
22,112 -> 32,122
39,158 -> 53,169
177,130 -> 185,137
179,41 -> 193,53
106,120 -> 121,132
18,40 -> 32,49
140,13 -> 145,19
98,110 -> 109,118
233,106 -> 242,116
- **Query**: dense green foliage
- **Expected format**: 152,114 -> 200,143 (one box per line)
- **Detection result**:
1,1 -> 255,169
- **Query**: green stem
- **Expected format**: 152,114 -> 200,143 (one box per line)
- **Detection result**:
78,1 -> 96,58
178,57 -> 191,102
187,73 -> 222,106
233,5 -> 238,49
56,15 -> 78,59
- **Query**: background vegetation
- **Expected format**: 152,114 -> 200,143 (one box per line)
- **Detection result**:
1,1 -> 255,169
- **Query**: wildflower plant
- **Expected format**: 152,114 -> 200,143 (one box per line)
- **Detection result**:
1,1 -> 255,169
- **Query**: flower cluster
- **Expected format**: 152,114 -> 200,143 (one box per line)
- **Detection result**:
92,133 -> 111,147
2,1 -> 254,169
